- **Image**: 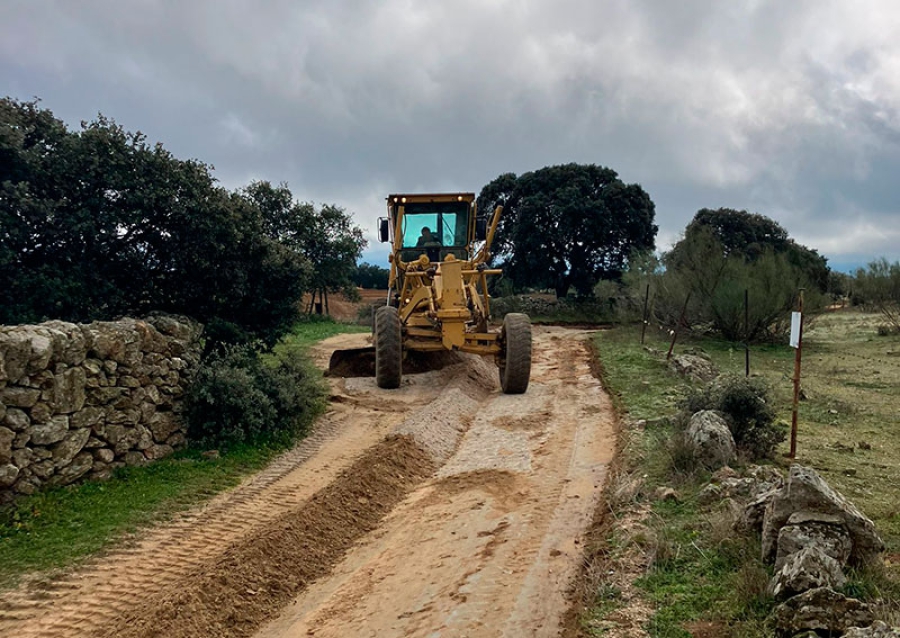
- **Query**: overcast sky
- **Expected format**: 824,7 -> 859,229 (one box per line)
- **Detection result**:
3,0 -> 900,270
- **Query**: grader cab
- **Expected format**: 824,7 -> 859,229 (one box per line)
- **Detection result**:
371,192 -> 532,393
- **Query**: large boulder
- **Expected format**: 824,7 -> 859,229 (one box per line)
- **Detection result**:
768,546 -> 846,600
685,410 -> 736,469
775,513 -> 853,569
772,587 -> 873,637
669,354 -> 718,382
762,465 -> 884,565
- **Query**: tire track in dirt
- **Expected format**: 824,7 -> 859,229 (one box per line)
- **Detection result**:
255,327 -> 616,638
0,334 -> 449,638
0,327 -> 616,638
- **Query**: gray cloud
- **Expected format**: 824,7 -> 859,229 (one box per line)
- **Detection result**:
3,0 -> 900,268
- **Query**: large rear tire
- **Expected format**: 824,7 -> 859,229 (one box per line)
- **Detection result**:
375,306 -> 402,389
499,313 -> 532,394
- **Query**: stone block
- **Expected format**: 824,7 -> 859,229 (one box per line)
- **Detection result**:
90,462 -> 114,481
135,425 -> 154,451
124,451 -> 147,467
30,415 -> 70,445
3,408 -> 30,432
118,375 -> 141,388
92,448 -> 115,463
13,476 -> 39,495
29,402 -> 52,424
32,446 -> 51,460
13,430 -> 30,449
40,321 -> 87,365
148,412 -> 180,442
773,587 -> 872,637
762,465 -> 884,565
84,436 -> 105,449
71,407 -> 105,429
48,452 -> 93,486
52,428 -> 91,468
769,546 -> 847,600
1,387 -> 41,408
0,426 -> 14,463
843,621 -> 900,637
30,459 -> 54,479
775,516 -> 853,570
12,447 -> 33,469
0,464 -> 19,487
143,444 -> 174,461
52,366 -> 86,413
685,410 -> 736,470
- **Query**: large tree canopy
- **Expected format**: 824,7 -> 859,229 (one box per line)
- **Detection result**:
656,208 -> 831,342
478,163 -> 657,297
0,98 -> 315,345
243,180 -> 366,306
666,208 -> 829,292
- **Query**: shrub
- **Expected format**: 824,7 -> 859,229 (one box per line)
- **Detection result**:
680,375 -> 784,459
184,343 -> 325,448
356,301 -> 380,328
655,226 -> 826,343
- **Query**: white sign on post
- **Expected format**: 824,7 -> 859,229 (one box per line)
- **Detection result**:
789,311 -> 801,348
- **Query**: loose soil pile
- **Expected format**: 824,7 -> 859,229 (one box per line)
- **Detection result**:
110,435 -> 434,638
0,326 -> 617,638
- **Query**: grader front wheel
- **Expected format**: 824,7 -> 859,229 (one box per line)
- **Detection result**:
499,313 -> 532,394
375,306 -> 402,389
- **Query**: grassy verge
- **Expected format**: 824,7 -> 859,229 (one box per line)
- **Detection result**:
276,315 -> 370,352
586,310 -> 900,636
0,318 -> 362,589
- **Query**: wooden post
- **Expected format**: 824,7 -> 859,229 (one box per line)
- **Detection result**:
666,293 -> 691,361
640,283 -> 650,345
745,288 -> 750,377
790,289 -> 805,460
324,288 -> 330,316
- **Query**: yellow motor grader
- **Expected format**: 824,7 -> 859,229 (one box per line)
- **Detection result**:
354,192 -> 531,393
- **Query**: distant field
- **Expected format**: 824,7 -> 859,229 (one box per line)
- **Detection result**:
587,308 -> 900,635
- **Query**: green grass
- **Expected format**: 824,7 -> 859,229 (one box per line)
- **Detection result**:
0,445 -> 274,588
0,318 -> 364,589
276,316 -> 370,352
589,310 -> 900,636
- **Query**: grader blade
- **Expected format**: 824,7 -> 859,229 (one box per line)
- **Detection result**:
326,346 -> 376,378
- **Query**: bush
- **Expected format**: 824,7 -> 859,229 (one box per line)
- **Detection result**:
0,99 -> 312,345
654,225 -> 826,343
680,375 -> 784,459
184,343 -> 325,448
489,293 -> 632,323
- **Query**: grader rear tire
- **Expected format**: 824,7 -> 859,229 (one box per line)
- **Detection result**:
499,313 -> 532,394
375,306 -> 402,389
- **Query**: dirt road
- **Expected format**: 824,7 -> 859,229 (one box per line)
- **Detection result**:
0,326 -> 616,638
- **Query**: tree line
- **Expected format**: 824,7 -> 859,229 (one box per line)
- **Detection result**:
5,97 -> 892,349
0,98 -> 364,346
475,164 -> 843,343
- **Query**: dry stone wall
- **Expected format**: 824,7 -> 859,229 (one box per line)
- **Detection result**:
0,316 -> 202,502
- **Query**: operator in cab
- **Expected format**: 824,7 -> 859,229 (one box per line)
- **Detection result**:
416,226 -> 441,261
416,227 -> 440,247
